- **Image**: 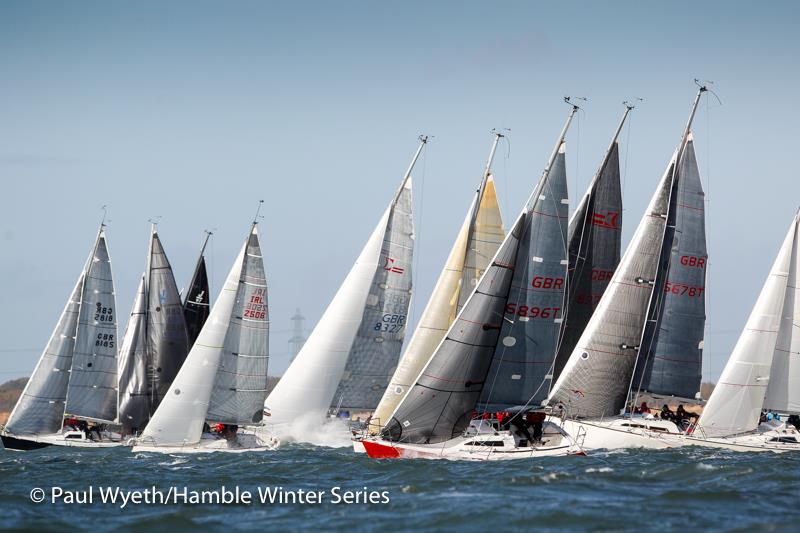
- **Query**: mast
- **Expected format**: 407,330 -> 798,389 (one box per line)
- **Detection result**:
391,135 -> 428,206
525,101 -> 578,208
627,86 -> 707,408
145,221 -> 156,416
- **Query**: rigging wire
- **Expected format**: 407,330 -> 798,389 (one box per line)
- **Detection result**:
410,137 -> 427,330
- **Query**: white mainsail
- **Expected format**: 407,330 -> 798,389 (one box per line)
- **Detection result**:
697,215 -> 798,437
370,137 -> 505,432
264,139 -> 424,432
138,225 -> 268,447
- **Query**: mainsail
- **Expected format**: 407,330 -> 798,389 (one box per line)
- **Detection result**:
264,138 -> 424,429
697,215 -> 798,437
64,231 -> 118,422
383,109 -> 576,444
369,135 -> 505,431
5,227 -> 117,435
117,227 -> 190,432
139,225 -> 269,447
183,232 -> 212,348
548,87 -> 708,418
552,107 -> 628,384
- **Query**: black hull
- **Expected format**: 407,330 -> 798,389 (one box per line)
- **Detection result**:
1,434 -> 52,451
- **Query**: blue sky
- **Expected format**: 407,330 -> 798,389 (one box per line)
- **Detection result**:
1,1 -> 799,383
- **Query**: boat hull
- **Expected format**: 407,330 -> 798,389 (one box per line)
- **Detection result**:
1,434 -> 52,451
1,430 -> 124,450
679,426 -> 800,453
132,431 -> 279,454
558,417 -> 683,451
362,422 -> 584,461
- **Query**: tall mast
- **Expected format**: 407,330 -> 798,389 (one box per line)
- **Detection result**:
524,100 -> 579,208
392,135 -> 428,206
146,221 -> 156,414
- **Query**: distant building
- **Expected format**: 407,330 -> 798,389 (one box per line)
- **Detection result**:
288,308 -> 307,362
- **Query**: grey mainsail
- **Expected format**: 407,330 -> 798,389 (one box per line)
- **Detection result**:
65,231 -> 118,422
4,274 -> 84,435
554,140 -> 623,384
117,277 -> 149,433
332,178 -> 414,410
548,87 -> 707,418
477,146 -> 569,411
636,138 -> 706,398
147,231 -> 190,413
183,233 -> 211,348
207,227 -> 270,424
383,213 -> 526,443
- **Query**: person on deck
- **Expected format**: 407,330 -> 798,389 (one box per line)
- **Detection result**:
660,405 -> 674,422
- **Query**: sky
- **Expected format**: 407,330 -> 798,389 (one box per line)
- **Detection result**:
1,1 -> 799,384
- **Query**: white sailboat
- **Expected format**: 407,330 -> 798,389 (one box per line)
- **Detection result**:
547,87 -> 709,450
355,133 -> 506,452
681,213 -> 800,452
261,139 -> 421,443
1,224 -> 121,450
363,105 -> 585,460
132,222 -> 275,453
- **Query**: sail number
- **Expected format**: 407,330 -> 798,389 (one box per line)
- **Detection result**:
95,333 -> 114,348
94,302 -> 113,323
663,281 -> 705,297
505,304 -> 561,319
243,288 -> 267,319
591,269 -> 615,281
375,313 -> 406,333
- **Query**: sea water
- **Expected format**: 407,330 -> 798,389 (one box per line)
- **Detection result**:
1,443 -> 798,531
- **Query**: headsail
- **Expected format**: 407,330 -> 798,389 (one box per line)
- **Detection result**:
697,216 -> 797,437
264,138 -> 424,429
183,232 -> 212,348
139,225 -> 268,447
370,136 -> 505,431
5,273 -> 84,435
117,276 -> 149,433
553,107 -> 628,383
65,230 -> 118,422
549,87 -> 707,418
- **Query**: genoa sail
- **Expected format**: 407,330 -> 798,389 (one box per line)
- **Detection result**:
117,277 -> 149,433
183,233 -> 212,348
139,225 -> 268,447
698,216 -> 797,437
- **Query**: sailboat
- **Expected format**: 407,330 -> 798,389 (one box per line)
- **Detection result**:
547,87 -> 709,450
356,133 -> 506,451
260,138 -> 420,442
132,221 -> 275,453
682,213 -> 800,452
362,105 -> 585,460
117,225 -> 191,436
183,231 -> 212,348
1,225 -> 121,450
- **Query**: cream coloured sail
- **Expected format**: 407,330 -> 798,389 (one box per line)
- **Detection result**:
370,167 -> 504,432
697,215 -> 798,437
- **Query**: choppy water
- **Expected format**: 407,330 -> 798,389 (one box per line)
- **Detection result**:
1,443 -> 798,532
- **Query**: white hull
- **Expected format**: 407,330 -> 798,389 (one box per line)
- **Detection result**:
362,421 -> 584,460
678,424 -> 800,453
558,416 -> 684,451
132,430 -> 279,454
352,439 -> 366,454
